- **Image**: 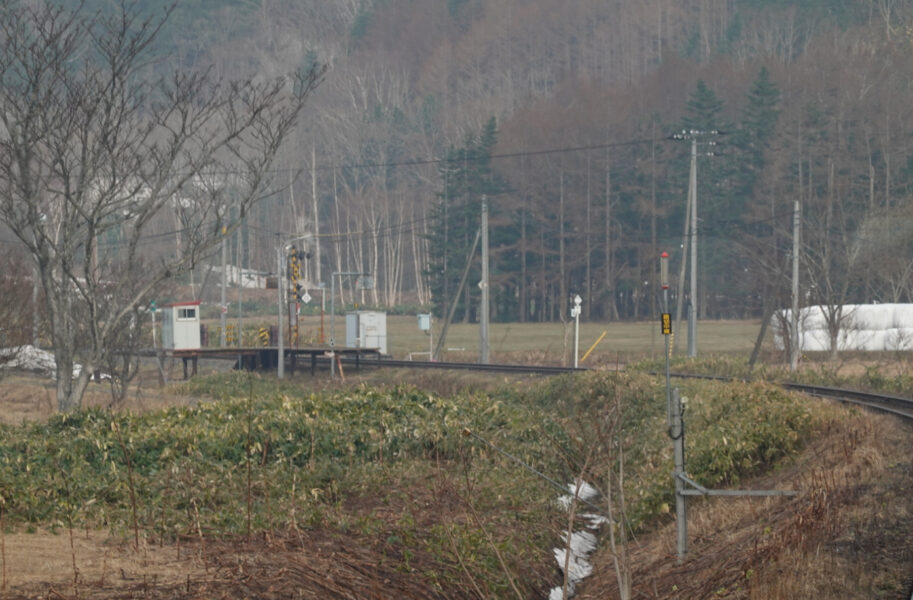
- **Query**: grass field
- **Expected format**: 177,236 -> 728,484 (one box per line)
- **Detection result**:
222,313 -> 766,363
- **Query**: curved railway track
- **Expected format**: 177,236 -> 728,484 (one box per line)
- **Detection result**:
337,356 -> 913,421
336,355 -> 913,596
780,381 -> 913,420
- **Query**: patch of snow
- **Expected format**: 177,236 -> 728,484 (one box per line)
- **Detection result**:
557,480 -> 600,510
550,481 -> 604,600
579,513 -> 609,529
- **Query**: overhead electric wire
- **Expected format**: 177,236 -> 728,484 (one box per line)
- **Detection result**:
206,136 -> 665,178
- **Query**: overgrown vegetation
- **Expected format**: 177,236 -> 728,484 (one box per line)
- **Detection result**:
0,370 -> 828,596
633,354 -> 913,398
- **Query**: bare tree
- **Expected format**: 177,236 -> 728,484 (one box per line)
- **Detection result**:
0,251 -> 34,376
0,1 -> 323,411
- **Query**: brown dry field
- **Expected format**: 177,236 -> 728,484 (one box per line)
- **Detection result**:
0,365 -> 911,599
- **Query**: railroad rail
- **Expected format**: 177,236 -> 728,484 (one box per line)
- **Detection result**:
780,381 -> 913,420
155,347 -> 913,422
335,357 -> 913,406
342,357 -> 913,421
338,357 -> 913,596
332,356 -> 583,376
160,350 -> 913,596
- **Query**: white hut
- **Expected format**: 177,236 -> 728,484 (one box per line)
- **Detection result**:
161,301 -> 202,350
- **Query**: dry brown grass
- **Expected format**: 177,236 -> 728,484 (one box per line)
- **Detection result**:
3,358 -> 911,598
0,369 -> 201,425
577,404 -> 913,599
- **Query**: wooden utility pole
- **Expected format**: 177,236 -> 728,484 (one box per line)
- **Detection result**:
312,145 -> 321,285
480,197 -> 490,364
688,138 -> 698,357
790,199 -> 801,371
220,228 -> 227,347
434,229 -> 481,361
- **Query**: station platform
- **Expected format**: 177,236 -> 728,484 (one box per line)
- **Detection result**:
152,346 -> 382,379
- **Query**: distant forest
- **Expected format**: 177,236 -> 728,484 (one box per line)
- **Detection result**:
56,0 -> 913,322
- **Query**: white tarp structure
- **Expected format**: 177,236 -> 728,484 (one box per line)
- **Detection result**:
773,304 -> 913,352
0,345 -> 83,378
215,265 -> 267,289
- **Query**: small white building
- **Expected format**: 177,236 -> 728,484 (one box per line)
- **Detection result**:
345,310 -> 387,354
161,301 -> 202,350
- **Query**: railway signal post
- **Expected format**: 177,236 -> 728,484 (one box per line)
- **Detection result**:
665,247 -> 796,560
660,251 -> 687,557
571,294 -> 582,368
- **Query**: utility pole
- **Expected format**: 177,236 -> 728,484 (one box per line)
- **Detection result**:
434,229 -> 481,361
312,145 -> 321,285
32,263 -> 39,346
220,227 -> 228,347
672,130 -> 720,358
479,196 -> 490,364
277,234 -> 313,379
673,182 -> 692,355
236,218 -> 245,349
661,251 -> 671,410
790,198 -> 801,371
277,237 -> 284,378
688,137 -> 698,358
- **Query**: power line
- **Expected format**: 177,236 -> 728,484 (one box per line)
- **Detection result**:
210,136 -> 665,177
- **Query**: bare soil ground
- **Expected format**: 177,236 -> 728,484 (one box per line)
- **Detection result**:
1,372 -> 911,599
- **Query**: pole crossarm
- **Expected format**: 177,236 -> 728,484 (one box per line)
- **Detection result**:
670,129 -> 726,139
676,473 -> 797,497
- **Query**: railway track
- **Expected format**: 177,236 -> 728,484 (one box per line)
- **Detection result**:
336,356 -> 583,375
333,354 -> 913,418
334,355 -> 913,596
338,356 -> 913,421
781,381 -> 913,420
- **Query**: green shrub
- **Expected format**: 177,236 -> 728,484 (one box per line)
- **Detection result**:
0,370 -> 830,596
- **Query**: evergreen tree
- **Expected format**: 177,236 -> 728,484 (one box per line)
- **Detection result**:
426,118 -> 508,320
678,80 -> 738,318
737,67 -> 781,201
731,67 -> 783,323
682,80 -> 725,134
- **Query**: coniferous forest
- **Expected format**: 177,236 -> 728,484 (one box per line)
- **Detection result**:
48,0 -> 913,323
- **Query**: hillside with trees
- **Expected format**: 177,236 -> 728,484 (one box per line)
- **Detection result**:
8,0 -> 913,326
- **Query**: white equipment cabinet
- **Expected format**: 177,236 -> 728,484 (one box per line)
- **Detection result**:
161,301 -> 202,350
345,311 -> 387,354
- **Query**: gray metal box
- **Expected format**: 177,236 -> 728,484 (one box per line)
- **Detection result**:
345,311 -> 387,354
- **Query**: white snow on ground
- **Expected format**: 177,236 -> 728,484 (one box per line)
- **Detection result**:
550,481 -> 604,600
557,480 -> 600,510
579,513 -> 609,529
0,345 -> 82,378
552,531 -> 597,580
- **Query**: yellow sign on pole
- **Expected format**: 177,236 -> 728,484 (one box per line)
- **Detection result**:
661,313 -> 672,335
